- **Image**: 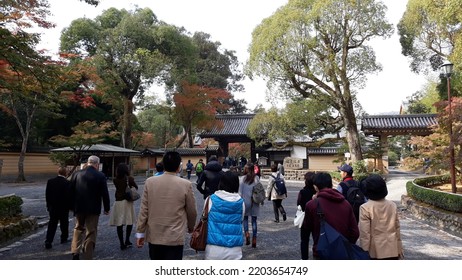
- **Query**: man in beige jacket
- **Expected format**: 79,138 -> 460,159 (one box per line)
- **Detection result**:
136,151 -> 197,260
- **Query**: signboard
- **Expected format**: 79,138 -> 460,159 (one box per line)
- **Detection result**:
283,157 -> 303,170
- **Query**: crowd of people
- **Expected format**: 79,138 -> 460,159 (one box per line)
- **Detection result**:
44,154 -> 403,260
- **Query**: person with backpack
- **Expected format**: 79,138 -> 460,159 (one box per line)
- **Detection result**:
238,162 -> 261,248
186,160 -> 194,180
302,172 -> 359,259
336,164 -> 366,222
359,174 -> 404,260
266,164 -> 287,223
195,159 -> 204,182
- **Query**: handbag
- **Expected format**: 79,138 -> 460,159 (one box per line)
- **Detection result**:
190,197 -> 210,252
124,177 -> 140,201
294,205 -> 305,228
316,199 -> 369,260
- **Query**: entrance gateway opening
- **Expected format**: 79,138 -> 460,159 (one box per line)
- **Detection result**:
200,113 -> 437,173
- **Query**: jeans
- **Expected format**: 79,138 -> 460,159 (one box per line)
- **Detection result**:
243,216 -> 257,237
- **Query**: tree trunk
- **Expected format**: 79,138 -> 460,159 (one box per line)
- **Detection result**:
339,95 -> 363,162
343,112 -> 363,162
122,97 -> 134,148
16,123 -> 30,182
187,126 -> 194,148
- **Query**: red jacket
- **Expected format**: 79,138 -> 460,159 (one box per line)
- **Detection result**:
303,188 -> 359,258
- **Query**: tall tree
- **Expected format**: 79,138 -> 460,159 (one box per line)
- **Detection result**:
173,81 -> 231,147
246,0 -> 393,162
0,0 -> 61,182
398,0 -> 461,73
60,7 -> 196,148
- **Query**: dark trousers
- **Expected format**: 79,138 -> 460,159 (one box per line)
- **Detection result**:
148,243 -> 184,260
300,226 -> 309,260
272,199 -> 286,221
45,209 -> 69,244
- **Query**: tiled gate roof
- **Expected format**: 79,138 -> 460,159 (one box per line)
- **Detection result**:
200,114 -> 255,142
361,114 -> 437,136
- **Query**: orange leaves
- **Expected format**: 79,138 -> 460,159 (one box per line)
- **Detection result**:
173,81 -> 230,115
1,0 -> 54,30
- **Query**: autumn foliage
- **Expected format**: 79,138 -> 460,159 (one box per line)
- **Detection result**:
172,81 -> 230,147
407,97 -> 462,180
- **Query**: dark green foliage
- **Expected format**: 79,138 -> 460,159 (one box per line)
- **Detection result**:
0,195 -> 23,218
407,176 -> 462,213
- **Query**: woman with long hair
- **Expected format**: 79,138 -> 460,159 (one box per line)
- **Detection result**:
238,162 -> 262,248
109,163 -> 138,250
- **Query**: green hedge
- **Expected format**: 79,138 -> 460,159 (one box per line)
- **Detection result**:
406,176 -> 462,213
0,195 -> 23,218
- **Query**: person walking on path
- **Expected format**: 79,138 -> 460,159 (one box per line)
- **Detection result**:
204,171 -> 245,260
266,163 -> 287,223
109,163 -> 138,250
186,160 -> 194,180
69,155 -> 110,260
44,166 -> 71,249
195,159 -> 204,182
336,163 -> 365,222
239,162 -> 262,248
359,174 -> 404,260
135,151 -> 197,260
302,172 -> 359,259
196,155 -> 224,199
297,171 -> 316,260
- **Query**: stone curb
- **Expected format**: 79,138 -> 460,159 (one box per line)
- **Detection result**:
401,195 -> 462,238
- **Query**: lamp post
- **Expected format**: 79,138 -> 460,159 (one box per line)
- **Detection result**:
441,61 -> 457,193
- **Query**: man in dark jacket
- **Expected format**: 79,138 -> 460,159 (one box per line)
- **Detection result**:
196,155 -> 224,199
44,166 -> 71,249
302,172 -> 359,259
69,155 -> 110,260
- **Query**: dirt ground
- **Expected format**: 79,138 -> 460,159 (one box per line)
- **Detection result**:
431,183 -> 462,194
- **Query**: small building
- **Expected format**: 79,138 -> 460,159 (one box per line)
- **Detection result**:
51,144 -> 140,178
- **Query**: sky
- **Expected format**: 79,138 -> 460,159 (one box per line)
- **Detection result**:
39,0 -> 429,115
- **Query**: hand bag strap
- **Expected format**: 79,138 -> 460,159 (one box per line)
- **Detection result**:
202,197 -> 210,220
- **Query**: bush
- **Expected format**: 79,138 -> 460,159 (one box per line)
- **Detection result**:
0,195 -> 23,218
406,176 -> 462,213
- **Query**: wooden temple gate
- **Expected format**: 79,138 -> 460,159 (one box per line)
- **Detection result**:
361,114 -> 437,173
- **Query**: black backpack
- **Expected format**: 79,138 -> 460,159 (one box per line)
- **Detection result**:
340,181 -> 365,222
271,173 -> 287,196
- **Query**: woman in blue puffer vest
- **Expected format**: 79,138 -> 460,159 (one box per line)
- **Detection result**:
205,171 -> 245,260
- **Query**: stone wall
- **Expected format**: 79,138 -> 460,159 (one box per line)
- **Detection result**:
401,195 -> 462,238
0,217 -> 38,245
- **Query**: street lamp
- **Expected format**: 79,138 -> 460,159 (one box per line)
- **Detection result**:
441,61 -> 457,193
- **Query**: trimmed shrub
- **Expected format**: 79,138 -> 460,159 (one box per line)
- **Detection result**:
406,176 -> 462,213
0,195 -> 23,218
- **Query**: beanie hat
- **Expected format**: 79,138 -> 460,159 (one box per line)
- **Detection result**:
360,174 -> 388,200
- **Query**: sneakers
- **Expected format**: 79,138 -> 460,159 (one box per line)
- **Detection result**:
72,253 -> 80,260
45,242 -> 52,249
